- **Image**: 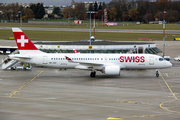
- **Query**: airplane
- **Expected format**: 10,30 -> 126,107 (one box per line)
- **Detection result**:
9,28 -> 172,77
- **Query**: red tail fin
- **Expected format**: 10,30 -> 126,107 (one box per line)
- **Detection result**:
73,49 -> 79,53
12,28 -> 38,50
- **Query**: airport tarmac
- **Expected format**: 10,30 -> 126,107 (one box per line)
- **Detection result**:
0,41 -> 180,120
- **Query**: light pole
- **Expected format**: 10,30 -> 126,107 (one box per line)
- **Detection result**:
163,10 -> 166,57
86,11 -> 98,53
19,11 -> 22,29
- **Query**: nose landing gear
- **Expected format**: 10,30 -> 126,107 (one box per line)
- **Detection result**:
156,70 -> 159,77
90,71 -> 96,77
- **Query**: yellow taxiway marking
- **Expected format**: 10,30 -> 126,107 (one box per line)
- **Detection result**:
0,79 -> 2,81
159,99 -> 180,114
116,100 -> 149,105
0,62 -> 2,65
159,71 -> 177,100
107,117 -> 122,120
165,73 -> 180,76
9,70 -> 44,97
165,73 -> 168,77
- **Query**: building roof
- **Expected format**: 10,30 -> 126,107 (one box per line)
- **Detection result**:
35,40 -> 154,46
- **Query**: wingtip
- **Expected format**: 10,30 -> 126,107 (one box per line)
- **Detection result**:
65,56 -> 72,61
12,28 -> 22,32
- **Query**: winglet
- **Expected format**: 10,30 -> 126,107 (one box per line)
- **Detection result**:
65,56 -> 74,62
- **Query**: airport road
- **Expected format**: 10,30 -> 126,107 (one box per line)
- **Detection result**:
1,27 -> 180,34
0,41 -> 180,120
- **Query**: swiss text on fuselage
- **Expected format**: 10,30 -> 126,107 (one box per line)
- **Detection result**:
119,56 -> 145,63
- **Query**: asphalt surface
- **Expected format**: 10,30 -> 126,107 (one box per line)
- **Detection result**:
1,27 -> 180,34
0,41 -> 180,120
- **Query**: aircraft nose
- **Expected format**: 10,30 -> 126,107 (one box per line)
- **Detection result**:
168,61 -> 172,67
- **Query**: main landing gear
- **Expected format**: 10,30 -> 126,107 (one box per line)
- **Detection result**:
156,70 -> 159,77
90,71 -> 96,77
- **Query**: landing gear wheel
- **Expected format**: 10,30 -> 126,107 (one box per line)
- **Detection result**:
156,71 -> 159,77
90,71 -> 96,77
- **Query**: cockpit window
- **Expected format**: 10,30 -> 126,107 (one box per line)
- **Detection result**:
159,58 -> 167,61
159,58 -> 164,61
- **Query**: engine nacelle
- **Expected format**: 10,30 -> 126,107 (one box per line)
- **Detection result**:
102,65 -> 120,75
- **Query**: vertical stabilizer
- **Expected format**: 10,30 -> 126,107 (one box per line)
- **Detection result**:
12,28 -> 44,54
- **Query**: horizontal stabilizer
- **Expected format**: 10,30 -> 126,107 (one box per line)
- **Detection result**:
9,54 -> 31,59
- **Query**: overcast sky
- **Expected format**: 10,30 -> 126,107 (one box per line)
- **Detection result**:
1,0 -> 111,6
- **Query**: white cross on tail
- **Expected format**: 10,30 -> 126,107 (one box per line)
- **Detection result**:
17,35 -> 28,47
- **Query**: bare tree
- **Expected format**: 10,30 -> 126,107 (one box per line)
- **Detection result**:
74,3 -> 86,20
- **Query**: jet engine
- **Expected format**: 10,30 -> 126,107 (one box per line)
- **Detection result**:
102,65 -> 120,75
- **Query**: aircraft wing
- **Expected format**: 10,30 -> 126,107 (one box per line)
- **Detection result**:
65,56 -> 126,69
65,56 -> 103,66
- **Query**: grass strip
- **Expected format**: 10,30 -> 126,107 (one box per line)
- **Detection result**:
0,29 -> 179,41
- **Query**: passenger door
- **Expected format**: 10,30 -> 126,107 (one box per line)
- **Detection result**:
43,56 -> 47,64
149,56 -> 154,65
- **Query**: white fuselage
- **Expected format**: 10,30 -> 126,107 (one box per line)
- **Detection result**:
11,53 -> 172,70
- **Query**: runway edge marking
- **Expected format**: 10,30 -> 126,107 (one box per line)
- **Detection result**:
9,70 -> 44,97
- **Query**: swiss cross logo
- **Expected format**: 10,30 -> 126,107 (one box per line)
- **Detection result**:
17,35 -> 28,47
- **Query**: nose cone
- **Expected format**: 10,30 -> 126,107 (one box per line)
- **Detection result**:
167,61 -> 172,67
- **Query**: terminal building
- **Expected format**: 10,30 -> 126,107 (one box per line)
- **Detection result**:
0,40 -> 162,55
35,40 -> 162,54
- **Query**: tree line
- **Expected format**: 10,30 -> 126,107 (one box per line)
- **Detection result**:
106,0 -> 180,23
64,0 -> 180,23
0,0 -> 180,23
0,3 -> 45,21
